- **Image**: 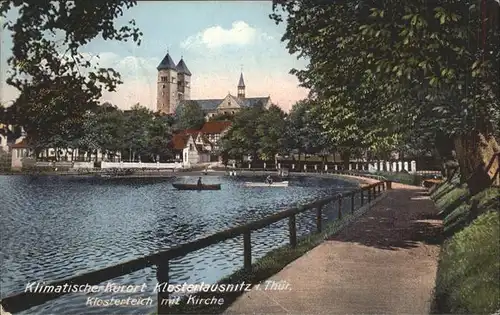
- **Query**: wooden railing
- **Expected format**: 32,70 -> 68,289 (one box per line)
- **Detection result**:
0,177 -> 390,315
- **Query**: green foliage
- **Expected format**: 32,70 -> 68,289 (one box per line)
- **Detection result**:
434,211 -> 499,314
430,182 -> 500,313
441,187 -> 499,237
471,187 -> 500,210
221,99 -> 343,162
270,0 -> 500,159
371,171 -> 423,186
286,100 -> 332,157
62,103 -> 173,162
1,0 -> 142,149
435,186 -> 470,219
430,180 -> 455,200
174,101 -> 205,131
256,104 -> 287,159
220,106 -> 265,160
209,112 -> 235,122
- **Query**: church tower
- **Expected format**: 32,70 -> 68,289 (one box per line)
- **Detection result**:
156,51 -> 178,114
237,72 -> 245,99
176,57 -> 192,101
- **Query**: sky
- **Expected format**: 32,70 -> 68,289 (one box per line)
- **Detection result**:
0,1 -> 309,112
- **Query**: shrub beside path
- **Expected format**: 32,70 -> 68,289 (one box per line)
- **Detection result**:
224,182 -> 442,314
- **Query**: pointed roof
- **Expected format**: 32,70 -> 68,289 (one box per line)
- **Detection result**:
157,52 -> 177,71
238,72 -> 245,88
176,58 -> 192,76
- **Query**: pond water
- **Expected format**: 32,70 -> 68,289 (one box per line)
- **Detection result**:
0,174 -> 362,314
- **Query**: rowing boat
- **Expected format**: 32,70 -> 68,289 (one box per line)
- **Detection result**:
172,183 -> 221,190
244,181 -> 289,187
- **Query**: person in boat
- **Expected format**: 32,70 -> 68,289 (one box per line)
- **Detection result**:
265,175 -> 273,184
197,177 -> 203,187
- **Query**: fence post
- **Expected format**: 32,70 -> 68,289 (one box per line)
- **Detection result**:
360,190 -> 364,206
386,181 -> 392,190
289,215 -> 297,248
156,259 -> 170,315
338,196 -> 342,220
351,192 -> 355,213
368,187 -> 372,203
316,206 -> 322,233
243,231 -> 252,272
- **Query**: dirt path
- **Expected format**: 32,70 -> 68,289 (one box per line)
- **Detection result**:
224,182 -> 442,314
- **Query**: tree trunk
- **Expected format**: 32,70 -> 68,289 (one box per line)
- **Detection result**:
341,151 -> 351,170
453,131 -> 500,195
297,151 -> 301,171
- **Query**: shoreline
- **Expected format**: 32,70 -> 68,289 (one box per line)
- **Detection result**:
0,169 -> 381,186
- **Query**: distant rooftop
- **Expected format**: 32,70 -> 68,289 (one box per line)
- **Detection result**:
178,96 -> 270,112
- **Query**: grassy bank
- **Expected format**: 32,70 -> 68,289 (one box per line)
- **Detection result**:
430,179 -> 500,314
370,171 -> 424,186
154,193 -> 386,314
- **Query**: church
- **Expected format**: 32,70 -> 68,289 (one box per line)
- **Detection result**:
156,52 -> 272,118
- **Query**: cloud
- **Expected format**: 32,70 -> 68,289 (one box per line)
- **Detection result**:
180,21 -> 273,50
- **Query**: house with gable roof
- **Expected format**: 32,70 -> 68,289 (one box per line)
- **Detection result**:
170,120 -> 232,166
156,51 -> 272,118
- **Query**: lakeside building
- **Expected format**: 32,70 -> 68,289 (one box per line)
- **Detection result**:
171,120 -> 231,166
155,52 -> 272,118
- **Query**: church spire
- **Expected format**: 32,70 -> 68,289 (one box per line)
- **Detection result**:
237,71 -> 245,98
238,72 -> 245,88
176,57 -> 192,76
157,51 -> 177,71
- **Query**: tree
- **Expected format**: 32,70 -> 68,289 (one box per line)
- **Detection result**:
1,0 -> 142,151
148,115 -> 173,162
209,112 -> 235,122
271,0 -> 500,188
220,106 -> 265,161
123,104 -> 154,161
256,104 -> 286,160
0,104 -> 7,138
284,100 -> 308,159
285,99 -> 334,166
174,101 -> 205,130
